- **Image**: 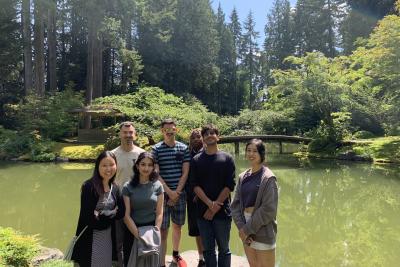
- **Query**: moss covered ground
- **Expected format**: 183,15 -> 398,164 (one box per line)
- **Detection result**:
350,136 -> 400,163
53,143 -> 104,161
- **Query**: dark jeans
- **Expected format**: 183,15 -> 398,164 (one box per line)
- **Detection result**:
197,217 -> 232,267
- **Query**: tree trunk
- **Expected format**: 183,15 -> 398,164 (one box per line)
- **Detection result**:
59,17 -> 67,90
121,19 -> 132,92
84,17 -> 94,129
47,0 -> 57,91
34,0 -> 45,96
22,0 -> 33,95
327,0 -> 335,57
92,34 -> 103,99
103,47 -> 111,96
111,48 -> 115,93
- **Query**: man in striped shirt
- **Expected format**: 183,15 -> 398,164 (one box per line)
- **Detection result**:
152,118 -> 190,267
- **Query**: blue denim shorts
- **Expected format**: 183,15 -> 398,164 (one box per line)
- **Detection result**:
161,191 -> 186,229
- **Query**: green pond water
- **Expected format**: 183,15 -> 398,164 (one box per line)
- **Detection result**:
1,145 -> 399,266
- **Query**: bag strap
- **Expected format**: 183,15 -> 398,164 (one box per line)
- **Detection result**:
76,226 -> 88,240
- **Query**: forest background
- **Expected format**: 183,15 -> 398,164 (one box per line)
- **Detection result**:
0,0 -> 399,161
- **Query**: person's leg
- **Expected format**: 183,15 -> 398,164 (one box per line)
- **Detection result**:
160,199 -> 171,267
171,192 -> 186,261
115,219 -> 125,267
187,192 -> 204,263
213,218 -> 231,267
160,228 -> 169,266
243,245 -> 258,267
171,222 -> 182,252
195,236 -> 204,258
197,218 -> 217,267
123,225 -> 134,267
256,249 -> 275,267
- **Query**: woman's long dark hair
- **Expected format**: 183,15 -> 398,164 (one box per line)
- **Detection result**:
245,139 -> 266,163
91,151 -> 117,196
130,152 -> 158,187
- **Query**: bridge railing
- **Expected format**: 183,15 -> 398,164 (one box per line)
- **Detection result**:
218,135 -> 312,155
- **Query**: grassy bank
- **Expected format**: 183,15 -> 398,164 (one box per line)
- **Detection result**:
296,136 -> 400,164
349,136 -> 400,163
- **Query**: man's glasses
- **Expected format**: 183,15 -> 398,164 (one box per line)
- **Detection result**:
162,128 -> 177,133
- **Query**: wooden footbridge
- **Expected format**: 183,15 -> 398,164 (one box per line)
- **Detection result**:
218,135 -> 312,155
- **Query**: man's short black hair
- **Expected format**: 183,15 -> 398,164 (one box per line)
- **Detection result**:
161,118 -> 176,128
119,121 -> 135,129
201,124 -> 219,137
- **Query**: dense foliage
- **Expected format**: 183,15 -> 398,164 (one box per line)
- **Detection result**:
0,227 -> 39,267
94,86 -> 218,141
4,89 -> 83,139
0,0 -> 399,160
0,0 -> 397,118
0,90 -> 82,161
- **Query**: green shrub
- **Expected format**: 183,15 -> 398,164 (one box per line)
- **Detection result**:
308,136 -> 337,153
39,259 -> 73,267
0,129 -> 56,161
233,109 -> 294,136
5,89 -> 83,140
353,130 -> 375,139
236,109 -> 263,134
260,110 -> 293,134
59,144 -> 104,160
93,87 -> 218,139
0,227 -> 40,267
386,124 -> 400,136
216,116 -> 238,136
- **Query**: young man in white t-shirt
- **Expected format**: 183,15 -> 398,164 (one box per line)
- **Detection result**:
111,121 -> 145,266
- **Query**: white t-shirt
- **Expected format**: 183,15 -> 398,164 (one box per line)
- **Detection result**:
111,145 -> 145,186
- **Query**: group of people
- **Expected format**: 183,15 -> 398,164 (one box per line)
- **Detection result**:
71,119 -> 279,267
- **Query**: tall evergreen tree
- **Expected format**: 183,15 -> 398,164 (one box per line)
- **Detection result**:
264,0 -> 294,71
241,11 -> 260,108
341,0 -> 396,53
135,0 -> 177,89
229,7 -> 242,62
0,0 -> 22,126
214,4 -> 236,114
228,7 -> 244,112
293,0 -> 339,57
170,0 -> 219,107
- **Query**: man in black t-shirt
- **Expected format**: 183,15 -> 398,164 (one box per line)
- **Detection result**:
190,124 -> 236,267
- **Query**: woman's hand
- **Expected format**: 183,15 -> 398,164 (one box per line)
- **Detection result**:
245,236 -> 254,246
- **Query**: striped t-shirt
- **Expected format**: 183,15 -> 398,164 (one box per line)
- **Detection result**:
152,141 -> 190,190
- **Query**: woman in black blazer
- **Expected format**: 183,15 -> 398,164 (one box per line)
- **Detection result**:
71,151 -> 125,267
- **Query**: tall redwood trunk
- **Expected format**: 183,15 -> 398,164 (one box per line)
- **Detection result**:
48,0 -> 57,91
84,16 -> 94,129
22,0 -> 33,95
34,0 -> 45,96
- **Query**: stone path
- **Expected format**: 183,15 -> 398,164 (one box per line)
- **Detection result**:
165,250 -> 249,267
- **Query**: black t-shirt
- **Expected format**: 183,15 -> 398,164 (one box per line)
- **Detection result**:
189,150 -> 236,219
